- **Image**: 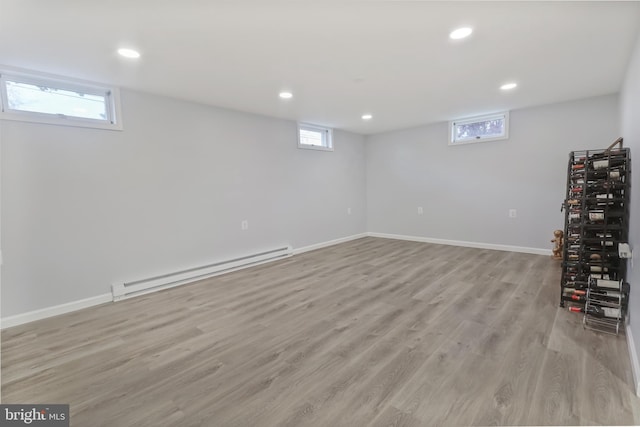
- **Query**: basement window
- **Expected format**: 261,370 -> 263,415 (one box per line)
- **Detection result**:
298,123 -> 333,151
0,70 -> 122,130
449,111 -> 509,145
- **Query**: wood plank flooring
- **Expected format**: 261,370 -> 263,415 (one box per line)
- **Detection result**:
2,237 -> 639,426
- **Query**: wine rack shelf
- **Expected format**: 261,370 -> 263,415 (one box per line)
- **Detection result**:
560,138 -> 631,335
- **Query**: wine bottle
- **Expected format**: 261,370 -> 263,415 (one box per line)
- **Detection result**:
588,178 -> 624,187
588,232 -> 618,246
585,241 -> 616,249
569,305 -> 621,319
595,232 -> 613,238
564,278 -> 588,289
589,149 -> 626,160
589,273 -> 610,280
595,203 -> 613,210
585,251 -> 617,262
576,294 -> 620,304
590,149 -> 625,156
595,193 -> 614,199
588,290 -> 623,302
587,209 -> 624,224
591,289 -> 625,299
596,306 -> 621,319
589,277 -> 621,289
588,210 -> 604,221
589,149 -> 626,163
592,158 -> 626,170
590,194 -> 624,207
589,168 -> 623,181
589,265 -> 608,273
567,294 -> 586,303
608,169 -> 622,180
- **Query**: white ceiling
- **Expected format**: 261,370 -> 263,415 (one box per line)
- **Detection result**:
1,1 -> 639,135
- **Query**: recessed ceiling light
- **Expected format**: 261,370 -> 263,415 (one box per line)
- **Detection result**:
362,114 -> 373,120
500,82 -> 518,90
279,91 -> 293,99
449,27 -> 473,40
117,48 -> 140,59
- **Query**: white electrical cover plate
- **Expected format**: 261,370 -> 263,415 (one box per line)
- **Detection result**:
619,243 -> 631,258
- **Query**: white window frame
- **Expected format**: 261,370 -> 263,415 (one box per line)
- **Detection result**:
297,122 -> 333,151
449,111 -> 509,146
0,69 -> 123,131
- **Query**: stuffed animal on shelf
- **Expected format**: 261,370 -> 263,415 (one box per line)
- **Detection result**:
551,229 -> 564,260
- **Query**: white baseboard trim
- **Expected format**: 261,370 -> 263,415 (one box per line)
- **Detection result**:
292,233 -> 368,255
1,234 -> 368,329
626,323 -> 640,396
0,232 -> 548,329
366,232 -> 552,256
1,293 -> 112,329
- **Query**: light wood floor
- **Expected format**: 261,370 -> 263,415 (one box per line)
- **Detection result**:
2,237 -> 639,426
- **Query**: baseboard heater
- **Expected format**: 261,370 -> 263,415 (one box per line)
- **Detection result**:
111,245 -> 292,301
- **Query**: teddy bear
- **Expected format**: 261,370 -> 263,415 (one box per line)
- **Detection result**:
551,229 -> 564,260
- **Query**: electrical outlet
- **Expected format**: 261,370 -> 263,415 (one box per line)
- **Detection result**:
509,209 -> 517,218
619,243 -> 631,258
241,220 -> 248,230
417,206 -> 424,215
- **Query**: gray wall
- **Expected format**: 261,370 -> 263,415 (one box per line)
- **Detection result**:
620,31 -> 640,366
365,94 -> 620,250
0,82 -> 624,319
0,90 -> 366,317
